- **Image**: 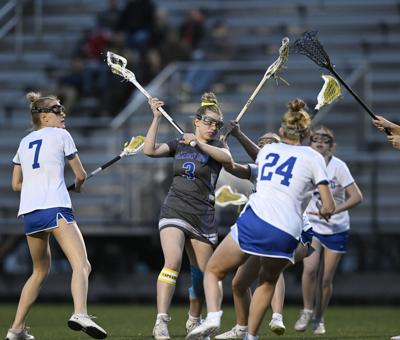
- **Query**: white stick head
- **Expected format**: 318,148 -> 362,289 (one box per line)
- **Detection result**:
215,185 -> 248,207
107,51 -> 127,68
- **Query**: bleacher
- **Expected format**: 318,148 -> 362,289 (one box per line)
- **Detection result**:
0,0 -> 400,300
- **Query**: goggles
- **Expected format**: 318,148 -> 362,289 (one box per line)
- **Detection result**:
310,133 -> 334,144
32,104 -> 65,116
197,115 -> 223,130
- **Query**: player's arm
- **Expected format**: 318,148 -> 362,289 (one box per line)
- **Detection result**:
68,154 -> 87,193
333,182 -> 363,215
226,121 -> 259,161
143,97 -> 171,157
195,140 -> 233,167
372,115 -> 400,135
223,162 -> 251,179
317,183 -> 335,220
12,165 -> 23,192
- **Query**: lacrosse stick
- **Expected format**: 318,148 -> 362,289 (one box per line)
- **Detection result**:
311,74 -> 342,118
67,135 -> 145,191
221,37 -> 290,140
292,31 -> 391,135
107,51 -> 196,147
215,185 -> 248,207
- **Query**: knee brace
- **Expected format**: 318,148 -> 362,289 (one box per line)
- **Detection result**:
188,265 -> 204,298
158,267 -> 179,286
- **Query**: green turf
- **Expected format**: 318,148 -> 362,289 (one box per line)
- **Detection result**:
0,304 -> 398,339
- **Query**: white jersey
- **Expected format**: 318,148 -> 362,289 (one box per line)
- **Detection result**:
12,127 -> 77,216
306,156 -> 354,235
248,161 -> 313,233
247,142 -> 329,239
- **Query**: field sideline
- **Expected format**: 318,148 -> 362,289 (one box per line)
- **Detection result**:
0,304 -> 398,339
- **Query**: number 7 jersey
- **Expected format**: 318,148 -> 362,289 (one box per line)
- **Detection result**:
12,127 -> 78,216
248,142 -> 329,239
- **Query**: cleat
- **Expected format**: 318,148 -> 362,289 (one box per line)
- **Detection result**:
186,316 -> 210,340
269,314 -> 285,336
215,325 -> 247,339
312,319 -> 326,335
186,316 -> 221,340
153,314 -> 171,340
68,314 -> 107,339
5,327 -> 35,340
294,309 -> 313,332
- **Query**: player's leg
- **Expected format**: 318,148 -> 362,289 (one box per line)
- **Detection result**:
6,232 -> 50,340
269,273 -> 286,335
312,248 -> 343,335
153,226 -> 186,339
184,238 -> 214,332
53,218 -> 107,339
186,234 -> 249,340
247,257 -> 289,338
294,238 -> 322,331
216,256 -> 260,339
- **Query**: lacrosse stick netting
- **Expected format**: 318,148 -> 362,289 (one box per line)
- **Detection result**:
292,31 -> 390,135
235,37 -> 290,123
311,74 -> 342,118
106,51 -> 197,146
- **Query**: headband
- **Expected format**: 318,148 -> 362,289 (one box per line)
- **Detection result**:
201,102 -> 217,107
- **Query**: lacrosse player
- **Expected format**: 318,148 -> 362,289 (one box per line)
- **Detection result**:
371,115 -> 400,149
295,126 -> 362,335
6,92 -> 107,340
215,121 -> 314,338
186,99 -> 335,340
143,92 -> 233,340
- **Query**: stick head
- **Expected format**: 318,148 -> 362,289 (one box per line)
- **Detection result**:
292,31 -> 333,70
215,185 -> 248,207
106,51 -> 136,82
121,135 -> 145,156
264,37 -> 290,82
315,74 -> 342,110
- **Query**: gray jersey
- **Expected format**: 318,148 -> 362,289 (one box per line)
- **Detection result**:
159,138 -> 227,244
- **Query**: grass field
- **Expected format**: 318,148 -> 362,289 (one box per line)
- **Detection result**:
0,304 -> 398,339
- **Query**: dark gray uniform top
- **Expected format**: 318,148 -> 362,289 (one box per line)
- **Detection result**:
159,138 -> 227,245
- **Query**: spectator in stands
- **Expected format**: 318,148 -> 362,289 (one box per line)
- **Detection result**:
179,9 -> 206,52
187,99 -> 335,340
97,0 -> 121,33
6,92 -> 107,340
372,115 -> 400,149
117,0 -> 155,50
294,126 -> 363,335
143,93 -> 233,340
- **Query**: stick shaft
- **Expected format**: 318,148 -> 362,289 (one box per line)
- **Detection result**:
131,77 -> 185,135
67,155 -> 122,191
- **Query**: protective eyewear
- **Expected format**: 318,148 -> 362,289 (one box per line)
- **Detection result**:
310,133 -> 333,144
197,115 -> 223,130
32,104 -> 65,116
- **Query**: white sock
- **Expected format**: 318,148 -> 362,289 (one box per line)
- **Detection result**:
304,309 -> 313,314
236,324 -> 248,330
188,314 -> 201,321
157,313 -> 168,318
272,312 -> 283,320
246,333 -> 259,340
207,311 -> 222,320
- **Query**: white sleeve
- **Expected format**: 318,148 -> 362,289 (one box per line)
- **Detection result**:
336,161 -> 354,188
12,147 -> 20,165
248,163 -> 258,184
312,152 -> 329,186
61,130 -> 78,158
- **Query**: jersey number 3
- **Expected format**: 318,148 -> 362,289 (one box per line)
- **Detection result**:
260,153 -> 297,186
29,139 -> 42,169
183,162 -> 196,180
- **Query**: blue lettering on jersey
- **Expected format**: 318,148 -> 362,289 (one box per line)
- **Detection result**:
29,139 -> 43,169
183,162 -> 196,180
260,153 -> 297,186
176,152 -> 208,164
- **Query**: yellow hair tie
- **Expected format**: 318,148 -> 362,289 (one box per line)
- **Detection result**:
201,102 -> 217,107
